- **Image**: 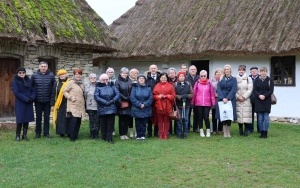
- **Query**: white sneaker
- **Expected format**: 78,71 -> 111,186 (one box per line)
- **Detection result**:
120,135 -> 125,140
200,129 -> 205,137
206,129 -> 211,137
124,135 -> 129,140
112,132 -> 115,136
141,137 -> 146,140
136,137 -> 141,140
129,128 -> 134,138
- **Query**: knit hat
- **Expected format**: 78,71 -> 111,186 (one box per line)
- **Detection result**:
250,66 -> 258,70
177,71 -> 186,78
57,69 -> 68,76
137,74 -> 146,80
16,67 -> 26,74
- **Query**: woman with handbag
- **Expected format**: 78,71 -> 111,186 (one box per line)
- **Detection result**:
115,67 -> 132,140
253,67 -> 274,138
216,65 -> 237,138
130,75 -> 153,140
192,70 -> 216,138
175,71 -> 193,139
153,72 -> 176,139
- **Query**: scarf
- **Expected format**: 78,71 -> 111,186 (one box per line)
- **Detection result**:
200,79 -> 208,84
52,79 -> 70,129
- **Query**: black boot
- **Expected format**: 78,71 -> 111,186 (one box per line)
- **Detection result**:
264,131 -> 268,139
22,124 -> 29,141
259,131 -> 265,138
238,124 -> 244,136
95,129 -> 99,139
90,131 -> 93,138
244,124 -> 249,137
16,123 -> 22,141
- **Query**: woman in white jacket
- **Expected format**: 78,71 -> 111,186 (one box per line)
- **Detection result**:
236,65 -> 253,136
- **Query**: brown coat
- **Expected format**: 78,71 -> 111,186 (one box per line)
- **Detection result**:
63,80 -> 85,118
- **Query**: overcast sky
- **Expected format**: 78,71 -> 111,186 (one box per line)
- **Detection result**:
85,0 -> 137,25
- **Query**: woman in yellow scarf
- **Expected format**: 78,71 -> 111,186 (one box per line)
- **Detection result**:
51,69 -> 69,137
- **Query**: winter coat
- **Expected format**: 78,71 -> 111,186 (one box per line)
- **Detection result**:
84,82 -> 97,111
50,78 -> 68,134
63,80 -> 86,118
210,77 -> 220,109
236,73 -> 253,123
216,76 -> 237,120
253,76 -> 274,113
186,74 -> 200,88
130,83 -> 153,118
94,82 -> 120,116
175,81 -> 193,108
115,75 -> 132,115
31,69 -> 55,103
12,75 -> 36,123
145,70 -> 162,90
153,82 -> 176,115
191,79 -> 215,107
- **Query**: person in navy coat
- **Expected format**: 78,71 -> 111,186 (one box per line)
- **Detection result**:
216,65 -> 237,138
12,67 -> 36,141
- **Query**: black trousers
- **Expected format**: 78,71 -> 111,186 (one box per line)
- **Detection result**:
100,114 -> 115,141
195,106 -> 211,129
119,115 -> 131,136
87,110 -> 100,132
188,107 -> 198,131
212,108 -> 222,132
35,102 -> 51,135
147,119 -> 158,137
250,103 -> 260,132
68,113 -> 81,140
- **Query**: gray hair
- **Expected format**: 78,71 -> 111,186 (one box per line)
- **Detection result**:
99,73 -> 109,81
106,67 -> 114,74
129,68 -> 139,75
120,67 -> 129,74
168,67 -> 177,74
89,73 -> 97,78
200,70 -> 207,76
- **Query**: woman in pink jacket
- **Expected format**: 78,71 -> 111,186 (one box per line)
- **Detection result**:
192,70 -> 216,137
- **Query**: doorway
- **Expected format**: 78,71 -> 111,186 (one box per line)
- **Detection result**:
191,60 -> 210,78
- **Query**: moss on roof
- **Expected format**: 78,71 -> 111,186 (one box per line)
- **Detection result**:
0,0 -> 117,52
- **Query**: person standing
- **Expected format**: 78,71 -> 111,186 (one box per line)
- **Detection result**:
128,68 -> 139,137
153,73 -> 176,139
130,75 -> 153,140
51,69 -> 69,137
145,64 -> 161,137
253,67 -> 274,139
85,73 -> 99,139
31,61 -> 55,138
167,67 -> 178,135
236,65 -> 253,137
115,67 -> 132,140
192,70 -> 215,137
211,68 -> 223,135
249,66 -> 260,133
216,65 -> 237,138
63,68 -> 86,141
175,71 -> 193,139
94,73 -> 120,144
186,65 -> 199,132
12,67 -> 36,141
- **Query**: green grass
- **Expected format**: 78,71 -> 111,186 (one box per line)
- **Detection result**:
0,121 -> 299,188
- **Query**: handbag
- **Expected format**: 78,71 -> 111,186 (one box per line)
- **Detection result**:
271,93 -> 277,105
218,101 -> 234,122
169,99 -> 181,120
120,101 -> 129,108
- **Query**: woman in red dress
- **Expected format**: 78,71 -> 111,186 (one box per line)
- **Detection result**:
153,72 -> 176,139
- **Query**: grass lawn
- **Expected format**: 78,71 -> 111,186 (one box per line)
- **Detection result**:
0,121 -> 299,188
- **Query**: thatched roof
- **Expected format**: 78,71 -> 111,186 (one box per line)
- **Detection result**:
98,0 -> 300,59
0,0 -> 117,53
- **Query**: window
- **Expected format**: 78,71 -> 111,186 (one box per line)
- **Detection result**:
271,56 -> 295,86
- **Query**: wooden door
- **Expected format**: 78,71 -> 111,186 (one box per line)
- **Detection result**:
0,58 -> 21,117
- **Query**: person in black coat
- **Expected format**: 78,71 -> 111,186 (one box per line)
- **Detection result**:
12,67 -> 36,141
50,69 -> 69,137
249,66 -> 260,133
253,67 -> 274,138
31,61 -> 55,138
115,67 -> 132,140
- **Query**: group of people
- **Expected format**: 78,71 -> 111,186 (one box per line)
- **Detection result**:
11,62 -> 274,143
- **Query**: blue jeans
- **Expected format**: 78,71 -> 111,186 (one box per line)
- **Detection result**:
35,102 -> 51,135
257,112 -> 270,131
177,107 -> 190,136
135,118 -> 148,138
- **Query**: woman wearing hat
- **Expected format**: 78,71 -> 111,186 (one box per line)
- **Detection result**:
12,67 -> 36,141
130,74 -> 153,140
175,71 -> 193,139
51,69 -> 69,137
63,68 -> 86,141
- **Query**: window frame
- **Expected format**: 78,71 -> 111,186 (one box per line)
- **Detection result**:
270,56 -> 295,87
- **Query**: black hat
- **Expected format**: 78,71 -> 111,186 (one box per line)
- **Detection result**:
16,67 -> 26,74
250,66 -> 258,70
137,74 -> 146,79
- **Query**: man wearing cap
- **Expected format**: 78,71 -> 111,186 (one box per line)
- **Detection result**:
249,66 -> 260,133
31,61 -> 55,138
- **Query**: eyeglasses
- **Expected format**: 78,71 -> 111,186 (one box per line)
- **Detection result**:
200,75 -> 206,77
102,79 -> 108,81
18,72 -> 25,74
90,77 -> 97,79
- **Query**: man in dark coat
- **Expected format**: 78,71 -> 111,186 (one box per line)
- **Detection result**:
186,65 -> 200,132
12,67 -> 36,141
145,64 -> 161,137
249,66 -> 260,133
31,61 -> 55,138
